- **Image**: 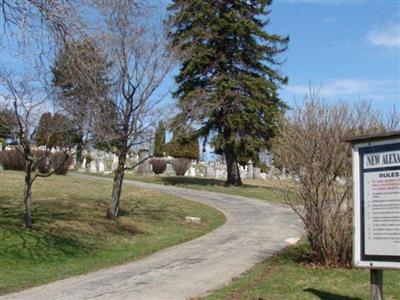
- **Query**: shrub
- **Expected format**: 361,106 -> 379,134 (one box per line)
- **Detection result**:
51,152 -> 73,175
35,150 -> 52,173
0,149 -> 72,175
271,99 -> 400,267
171,158 -> 191,176
150,158 -> 167,175
0,149 -> 25,170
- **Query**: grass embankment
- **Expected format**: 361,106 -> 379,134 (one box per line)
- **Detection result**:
0,171 -> 225,295
118,174 -> 294,205
203,242 -> 400,300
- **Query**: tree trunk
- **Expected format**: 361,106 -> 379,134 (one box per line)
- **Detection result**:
225,144 -> 242,186
107,152 -> 127,219
23,164 -> 34,228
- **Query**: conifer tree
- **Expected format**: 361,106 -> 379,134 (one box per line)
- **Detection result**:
168,0 -> 288,185
169,129 -> 200,161
153,122 -> 166,157
35,112 -> 79,148
0,109 -> 12,139
52,38 -> 110,167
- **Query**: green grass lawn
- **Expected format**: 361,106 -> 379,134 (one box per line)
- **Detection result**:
110,173 -> 295,205
203,242 -> 400,300
0,171 -> 225,295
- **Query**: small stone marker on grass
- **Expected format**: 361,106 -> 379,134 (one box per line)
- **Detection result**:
185,216 -> 201,224
344,131 -> 400,300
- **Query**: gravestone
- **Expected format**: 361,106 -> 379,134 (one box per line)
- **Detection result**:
89,161 -> 97,173
187,167 -> 196,177
165,161 -> 175,176
206,165 -> 216,178
98,160 -> 105,173
253,167 -> 261,179
79,158 -> 87,172
215,169 -> 226,179
247,160 -> 254,179
194,163 -> 206,177
137,147 -> 152,176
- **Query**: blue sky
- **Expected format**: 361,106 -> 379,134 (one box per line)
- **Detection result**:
1,0 -> 399,113
266,0 -> 399,111
159,0 -> 399,116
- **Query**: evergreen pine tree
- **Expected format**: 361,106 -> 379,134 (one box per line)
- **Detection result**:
168,0 -> 288,185
52,38 -> 110,166
153,122 -> 166,157
35,112 -> 79,148
35,112 -> 54,147
169,129 -> 200,161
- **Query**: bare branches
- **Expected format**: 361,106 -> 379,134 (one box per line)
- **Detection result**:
271,96 -> 399,266
1,0 -> 84,45
0,73 -> 74,227
91,1 -> 176,154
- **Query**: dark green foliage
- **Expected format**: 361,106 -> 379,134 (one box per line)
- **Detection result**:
52,38 -> 110,107
92,100 -> 121,152
153,122 -> 166,157
84,154 -> 93,168
35,112 -> 80,148
52,38 -> 110,165
0,108 -> 15,140
0,122 -> 8,139
168,129 -> 200,160
168,0 -> 288,185
35,113 -> 53,146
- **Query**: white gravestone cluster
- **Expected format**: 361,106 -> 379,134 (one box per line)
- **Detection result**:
74,147 -> 292,181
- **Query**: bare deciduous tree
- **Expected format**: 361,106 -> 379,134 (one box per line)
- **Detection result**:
271,93 -> 399,266
91,1 -> 175,218
0,74 -> 73,228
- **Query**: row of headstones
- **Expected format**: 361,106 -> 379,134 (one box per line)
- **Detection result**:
76,150 -> 133,174
184,160 -> 263,179
73,148 -> 293,181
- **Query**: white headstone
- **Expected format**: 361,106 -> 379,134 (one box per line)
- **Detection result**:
98,160 -> 105,172
89,161 -> 97,173
247,160 -> 254,179
253,167 -> 261,179
206,166 -> 216,178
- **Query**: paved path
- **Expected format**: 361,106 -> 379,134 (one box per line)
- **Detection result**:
2,176 -> 301,300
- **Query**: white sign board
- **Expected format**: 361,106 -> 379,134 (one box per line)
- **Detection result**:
352,137 -> 400,269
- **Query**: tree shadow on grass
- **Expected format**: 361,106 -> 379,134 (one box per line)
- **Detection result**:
159,176 -> 226,186
0,206 -> 94,260
304,288 -> 362,300
0,195 -> 146,261
158,176 -> 275,190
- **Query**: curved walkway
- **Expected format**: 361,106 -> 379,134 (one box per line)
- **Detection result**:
2,175 -> 301,300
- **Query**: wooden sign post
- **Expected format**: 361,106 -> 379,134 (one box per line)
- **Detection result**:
344,131 -> 400,300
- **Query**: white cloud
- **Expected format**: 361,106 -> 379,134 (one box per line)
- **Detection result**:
366,23 -> 400,49
285,79 -> 399,99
